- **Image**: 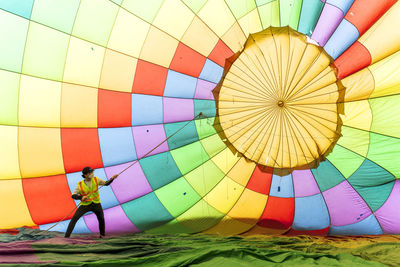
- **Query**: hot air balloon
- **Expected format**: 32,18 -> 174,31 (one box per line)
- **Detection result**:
0,0 -> 399,237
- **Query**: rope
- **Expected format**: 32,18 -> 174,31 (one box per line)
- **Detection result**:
45,112 -> 203,232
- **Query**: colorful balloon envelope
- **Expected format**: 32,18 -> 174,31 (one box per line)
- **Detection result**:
0,0 -> 399,236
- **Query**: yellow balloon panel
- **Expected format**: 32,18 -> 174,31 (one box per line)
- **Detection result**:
0,179 -> 34,228
18,75 -> 61,127
153,0 -> 195,40
227,157 -> 256,186
211,147 -> 241,174
63,37 -> 105,88
60,83 -> 98,128
18,127 -> 65,178
0,125 -> 21,179
359,1 -> 400,64
99,49 -> 137,93
221,22 -> 247,53
342,101 -> 372,132
369,50 -> 400,99
204,176 -> 245,214
108,8 -> 150,58
197,0 -> 236,37
342,68 -> 374,102
181,16 -> 219,57
139,26 -> 179,68
227,188 -> 268,225
237,8 -> 263,38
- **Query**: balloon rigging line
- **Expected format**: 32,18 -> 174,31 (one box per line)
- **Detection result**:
116,112 -> 204,176
248,35 -> 279,98
240,48 -> 277,99
234,56 -> 276,99
45,112 -> 204,232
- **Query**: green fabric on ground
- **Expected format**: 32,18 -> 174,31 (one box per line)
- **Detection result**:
0,227 -> 54,243
1,228 -> 400,266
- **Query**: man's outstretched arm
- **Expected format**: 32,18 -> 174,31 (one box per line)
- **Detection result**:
71,186 -> 82,200
98,174 -> 118,186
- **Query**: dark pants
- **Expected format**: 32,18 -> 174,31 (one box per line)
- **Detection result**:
64,202 -> 105,237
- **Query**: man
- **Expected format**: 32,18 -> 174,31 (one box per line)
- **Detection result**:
64,166 -> 118,238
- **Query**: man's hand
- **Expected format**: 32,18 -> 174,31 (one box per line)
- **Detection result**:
111,174 -> 118,180
81,196 -> 88,202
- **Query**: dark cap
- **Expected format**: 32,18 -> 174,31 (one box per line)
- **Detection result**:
82,166 -> 94,176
